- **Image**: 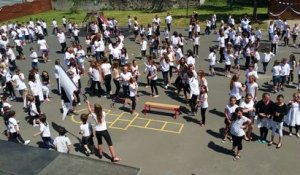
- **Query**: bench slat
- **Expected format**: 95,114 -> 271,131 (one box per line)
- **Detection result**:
145,102 -> 179,109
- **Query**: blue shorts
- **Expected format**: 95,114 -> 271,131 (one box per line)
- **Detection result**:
280,76 -> 286,84
273,76 -> 281,86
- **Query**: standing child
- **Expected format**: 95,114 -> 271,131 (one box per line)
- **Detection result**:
205,19 -> 211,35
284,92 -> 300,137
27,95 -> 40,127
208,47 -> 216,76
271,60 -> 282,93
33,114 -> 54,149
269,94 -> 287,148
79,114 -> 94,156
271,31 -> 279,55
127,16 -> 132,32
288,54 -> 296,85
129,77 -> 138,114
223,96 -> 239,143
192,33 -> 199,56
230,107 -> 251,161
262,48 -> 275,74
140,37 -> 147,58
198,85 -> 208,126
233,46 -> 241,74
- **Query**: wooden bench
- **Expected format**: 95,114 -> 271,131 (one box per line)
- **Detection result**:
143,102 -> 181,119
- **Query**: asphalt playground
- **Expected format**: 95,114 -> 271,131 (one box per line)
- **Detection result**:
0,26 -> 300,175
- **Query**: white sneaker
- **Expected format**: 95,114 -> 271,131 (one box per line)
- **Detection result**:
297,133 -> 300,138
78,103 -> 81,106
24,140 -> 30,145
289,133 -> 293,136
33,124 -> 39,127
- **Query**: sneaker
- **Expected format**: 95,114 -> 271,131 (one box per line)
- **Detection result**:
145,85 -> 150,88
33,124 -> 39,127
261,140 -> 267,144
164,85 -> 168,89
297,133 -> 300,138
153,95 -> 159,98
78,103 -> 81,106
24,140 -> 30,145
289,132 -> 293,136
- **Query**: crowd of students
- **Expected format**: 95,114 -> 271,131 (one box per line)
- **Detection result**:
0,12 -> 300,162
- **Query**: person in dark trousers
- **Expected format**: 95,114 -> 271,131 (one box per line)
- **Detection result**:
255,93 -> 274,144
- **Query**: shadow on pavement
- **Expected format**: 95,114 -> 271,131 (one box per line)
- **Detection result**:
207,141 -> 232,156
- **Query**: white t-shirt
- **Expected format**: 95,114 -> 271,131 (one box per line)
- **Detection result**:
129,83 -> 138,97
30,51 -> 38,63
225,53 -> 233,65
149,66 -> 158,80
230,116 -> 250,137
230,82 -> 242,100
208,52 -> 216,66
57,32 -> 66,43
120,72 -> 132,86
246,82 -> 258,98
54,65 -> 60,79
80,123 -> 91,137
160,59 -> 170,72
8,117 -> 18,133
272,65 -> 282,76
40,123 -> 51,137
165,15 -> 172,24
29,81 -> 39,96
53,136 -> 71,153
200,93 -> 208,108
281,63 -> 290,76
225,104 -> 239,120
187,56 -> 195,66
101,63 -> 112,76
262,52 -> 275,63
240,100 -> 255,111
141,40 -> 147,51
12,73 -> 27,90
92,112 -> 107,131
37,39 -> 47,50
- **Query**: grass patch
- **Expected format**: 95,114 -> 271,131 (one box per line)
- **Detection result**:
1,5 -> 268,29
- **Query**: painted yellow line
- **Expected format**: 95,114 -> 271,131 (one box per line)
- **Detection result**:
161,122 -> 168,130
125,113 -> 139,130
130,125 -> 181,134
144,120 -> 151,128
177,124 -> 184,133
109,112 -> 126,128
117,119 -> 132,122
110,126 -> 128,130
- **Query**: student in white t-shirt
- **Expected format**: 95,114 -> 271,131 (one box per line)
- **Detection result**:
246,75 -> 258,101
52,18 -> 58,35
230,107 -> 251,161
198,85 -> 208,126
29,47 -> 38,68
80,114 -> 94,156
229,75 -> 246,104
12,69 -> 28,108
239,93 -> 255,141
140,37 -> 147,58
192,33 -> 199,56
128,77 -> 138,114
148,60 -> 159,97
272,60 -> 282,93
262,48 -> 275,74
279,58 -> 290,90
8,110 -> 30,145
33,114 -> 53,149
120,65 -> 132,98
223,96 -> 239,143
53,128 -> 71,154
101,58 -> 112,97
208,47 -> 216,76
37,35 -> 49,62
86,101 -> 121,162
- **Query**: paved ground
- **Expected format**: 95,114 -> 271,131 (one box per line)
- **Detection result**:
1,26 -> 300,175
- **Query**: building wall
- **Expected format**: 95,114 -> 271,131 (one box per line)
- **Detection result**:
268,0 -> 300,19
0,0 -> 52,22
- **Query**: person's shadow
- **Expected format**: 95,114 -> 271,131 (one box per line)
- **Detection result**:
207,141 -> 233,156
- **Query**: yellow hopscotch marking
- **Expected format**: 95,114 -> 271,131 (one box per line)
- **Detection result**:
161,122 -> 168,130
125,113 -> 139,130
70,108 -> 184,134
109,112 -> 126,128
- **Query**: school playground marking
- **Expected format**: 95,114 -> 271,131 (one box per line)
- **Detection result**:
71,108 -> 184,134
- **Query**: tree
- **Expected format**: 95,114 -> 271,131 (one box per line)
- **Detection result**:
252,0 -> 258,20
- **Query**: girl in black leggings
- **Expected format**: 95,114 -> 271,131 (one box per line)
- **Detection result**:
86,101 -> 121,162
148,60 -> 159,97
